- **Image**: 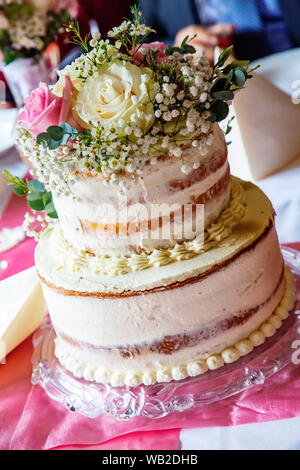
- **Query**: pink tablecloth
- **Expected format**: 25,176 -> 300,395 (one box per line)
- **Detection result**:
0,191 -> 300,450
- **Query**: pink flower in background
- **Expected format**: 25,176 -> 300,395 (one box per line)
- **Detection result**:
132,42 -> 167,66
53,0 -> 79,16
0,13 -> 9,30
28,0 -> 78,16
18,76 -> 81,137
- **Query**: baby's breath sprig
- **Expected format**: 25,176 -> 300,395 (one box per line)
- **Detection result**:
65,17 -> 90,53
107,4 -> 155,55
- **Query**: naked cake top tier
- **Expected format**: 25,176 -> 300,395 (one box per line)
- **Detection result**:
14,7 -> 254,255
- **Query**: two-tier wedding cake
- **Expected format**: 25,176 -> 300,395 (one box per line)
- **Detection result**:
13,9 -> 295,387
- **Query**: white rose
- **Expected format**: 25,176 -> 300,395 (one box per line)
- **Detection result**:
51,45 -> 119,97
73,61 -> 155,133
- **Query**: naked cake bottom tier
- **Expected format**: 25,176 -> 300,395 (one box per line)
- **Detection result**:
35,179 -> 295,386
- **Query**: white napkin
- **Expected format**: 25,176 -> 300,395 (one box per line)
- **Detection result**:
232,73 -> 300,180
0,267 -> 45,362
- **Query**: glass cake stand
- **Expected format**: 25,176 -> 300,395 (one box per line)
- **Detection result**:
31,247 -> 300,420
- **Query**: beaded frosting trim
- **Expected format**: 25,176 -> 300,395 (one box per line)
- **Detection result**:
54,265 -> 295,387
54,177 -> 246,277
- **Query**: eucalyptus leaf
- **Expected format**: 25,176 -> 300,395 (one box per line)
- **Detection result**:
47,125 -> 64,140
27,191 -> 45,211
225,69 -> 234,89
49,138 -> 61,150
210,100 -> 229,122
37,133 -> 50,147
222,60 -> 249,73
45,202 -> 58,219
42,191 -> 52,207
211,90 -> 234,101
28,179 -> 44,192
60,122 -> 73,134
233,68 -> 246,87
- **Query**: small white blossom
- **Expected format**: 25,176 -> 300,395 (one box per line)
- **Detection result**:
155,93 -> 164,104
200,92 -> 208,103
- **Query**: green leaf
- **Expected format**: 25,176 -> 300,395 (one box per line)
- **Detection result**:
233,68 -> 246,87
225,116 -> 235,135
28,180 -> 44,192
49,139 -> 62,150
171,46 -> 183,53
215,46 -> 233,68
181,35 -> 189,48
45,202 -> 58,219
3,49 -> 19,65
27,192 -> 45,211
211,78 -> 228,93
209,100 -> 229,122
60,122 -> 73,134
42,191 -> 52,207
14,185 -> 28,196
183,45 -> 196,54
37,133 -> 50,147
222,60 -> 250,73
211,90 -> 234,101
47,125 -> 64,141
225,69 -> 234,89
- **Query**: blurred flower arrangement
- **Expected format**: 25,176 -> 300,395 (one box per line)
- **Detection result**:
0,0 -> 78,64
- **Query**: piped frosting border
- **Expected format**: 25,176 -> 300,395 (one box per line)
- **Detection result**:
54,265 -> 295,387
53,176 -> 246,277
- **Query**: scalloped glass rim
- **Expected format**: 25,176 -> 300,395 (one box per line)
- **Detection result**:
31,247 -> 300,420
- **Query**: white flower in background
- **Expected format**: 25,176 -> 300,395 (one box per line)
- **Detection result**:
9,14 -> 47,51
73,61 -> 155,133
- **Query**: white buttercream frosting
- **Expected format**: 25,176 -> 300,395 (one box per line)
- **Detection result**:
49,177 -> 245,277
36,176 -> 290,387
52,124 -> 229,256
53,266 -> 295,386
35,178 -> 274,294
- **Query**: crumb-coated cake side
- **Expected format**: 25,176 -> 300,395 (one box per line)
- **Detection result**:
35,178 -> 295,386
